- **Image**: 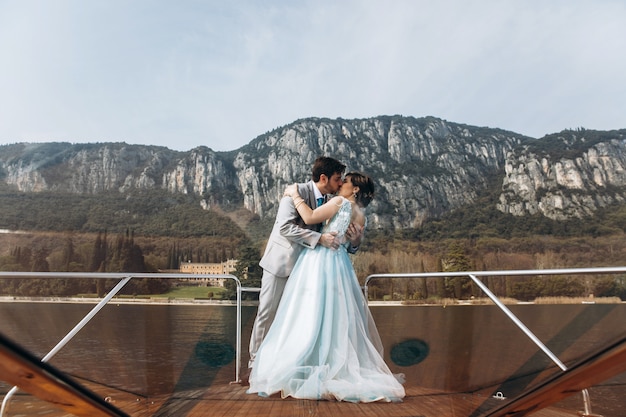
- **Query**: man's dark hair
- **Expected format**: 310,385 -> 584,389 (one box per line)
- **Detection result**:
311,157 -> 346,182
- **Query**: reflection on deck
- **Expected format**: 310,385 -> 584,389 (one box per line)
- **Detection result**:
4,338 -> 626,417
1,268 -> 626,416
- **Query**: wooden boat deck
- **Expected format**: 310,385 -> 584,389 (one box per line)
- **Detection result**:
6,328 -> 623,417
4,382 -> 582,417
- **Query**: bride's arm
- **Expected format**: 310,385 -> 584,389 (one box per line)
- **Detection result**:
295,196 -> 342,225
284,184 -> 341,225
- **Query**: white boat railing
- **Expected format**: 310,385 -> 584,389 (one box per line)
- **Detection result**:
364,266 -> 626,417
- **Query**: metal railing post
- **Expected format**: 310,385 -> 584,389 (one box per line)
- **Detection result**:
467,274 -> 567,371
234,281 -> 242,384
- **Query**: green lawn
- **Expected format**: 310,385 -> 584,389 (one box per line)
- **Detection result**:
159,286 -> 226,299
77,285 -> 228,299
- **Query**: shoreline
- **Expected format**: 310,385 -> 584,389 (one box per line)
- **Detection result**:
0,295 -> 255,306
0,296 -> 409,306
1,296 -> 619,306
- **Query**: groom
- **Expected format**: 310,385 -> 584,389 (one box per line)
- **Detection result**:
245,156 -> 363,381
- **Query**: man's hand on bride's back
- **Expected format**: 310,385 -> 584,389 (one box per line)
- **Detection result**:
283,184 -> 297,198
345,223 -> 363,247
319,232 -> 339,250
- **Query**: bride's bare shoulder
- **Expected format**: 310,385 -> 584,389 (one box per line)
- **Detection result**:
351,205 -> 366,226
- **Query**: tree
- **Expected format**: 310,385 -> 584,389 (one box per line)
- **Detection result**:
417,259 -> 428,299
96,261 -> 106,297
31,248 -> 50,272
90,231 -> 107,271
435,257 -> 445,298
596,275 -> 626,300
442,242 -> 472,298
109,229 -> 146,273
223,244 -> 262,300
62,236 -> 75,271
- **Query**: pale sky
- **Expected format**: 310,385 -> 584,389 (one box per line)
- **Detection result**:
1,0 -> 625,152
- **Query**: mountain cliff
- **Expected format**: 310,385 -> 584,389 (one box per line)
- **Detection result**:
1,116 -> 625,231
498,129 -> 626,220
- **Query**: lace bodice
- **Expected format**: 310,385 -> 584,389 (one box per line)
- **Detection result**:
321,197 -> 352,238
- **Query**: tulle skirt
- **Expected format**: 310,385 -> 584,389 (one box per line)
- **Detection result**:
247,245 -> 405,403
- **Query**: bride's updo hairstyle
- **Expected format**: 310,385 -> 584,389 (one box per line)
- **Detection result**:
346,172 -> 375,208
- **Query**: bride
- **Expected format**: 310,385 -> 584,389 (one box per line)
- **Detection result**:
247,172 -> 405,403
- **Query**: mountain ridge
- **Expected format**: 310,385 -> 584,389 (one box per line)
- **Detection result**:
1,115 -> 625,234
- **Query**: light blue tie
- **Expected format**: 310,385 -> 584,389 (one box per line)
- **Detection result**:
316,197 -> 324,207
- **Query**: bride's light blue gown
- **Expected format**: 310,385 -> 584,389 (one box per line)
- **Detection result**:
247,198 -> 405,402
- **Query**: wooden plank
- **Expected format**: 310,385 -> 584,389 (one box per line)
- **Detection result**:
480,336 -> 626,416
1,367 -> 586,417
0,333 -> 129,417
1,386 -> 581,417
165,383 -> 582,417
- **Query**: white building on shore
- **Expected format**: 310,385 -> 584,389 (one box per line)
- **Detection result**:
179,259 -> 237,287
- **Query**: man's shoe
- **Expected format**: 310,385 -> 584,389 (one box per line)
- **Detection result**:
240,368 -> 251,386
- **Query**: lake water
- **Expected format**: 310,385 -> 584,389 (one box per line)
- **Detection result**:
1,301 -> 625,416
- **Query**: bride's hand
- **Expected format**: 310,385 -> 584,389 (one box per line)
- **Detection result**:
284,183 -> 298,198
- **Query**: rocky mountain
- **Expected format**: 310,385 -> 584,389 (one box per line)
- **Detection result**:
498,129 -> 626,220
1,116 -> 625,230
